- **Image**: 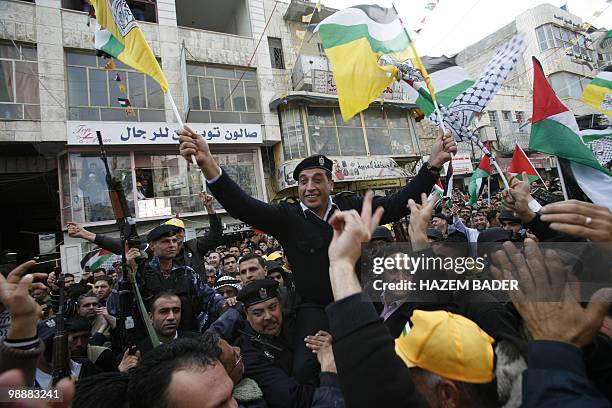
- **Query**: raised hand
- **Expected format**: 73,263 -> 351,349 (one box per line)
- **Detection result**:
490,239 -> 612,348
177,126 -> 221,179
66,222 -> 96,242
428,130 -> 457,168
199,191 -> 216,214
502,171 -> 535,223
305,330 -> 336,373
0,261 -> 47,339
407,192 -> 437,251
540,199 -> 612,242
327,191 -> 384,301
118,349 -> 141,373
327,191 -> 384,267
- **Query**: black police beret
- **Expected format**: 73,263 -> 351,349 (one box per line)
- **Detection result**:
498,209 -> 521,222
265,261 -> 284,274
147,224 -> 178,242
237,279 -> 279,307
37,319 -> 57,342
292,154 -> 333,181
371,226 -> 393,242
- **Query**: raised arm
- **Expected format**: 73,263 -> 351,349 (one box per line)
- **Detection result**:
193,192 -> 224,253
178,126 -> 286,236
67,221 -> 123,254
325,192 -> 428,407
353,131 -> 456,224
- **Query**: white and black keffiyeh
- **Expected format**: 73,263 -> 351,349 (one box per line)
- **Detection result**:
431,35 -> 527,141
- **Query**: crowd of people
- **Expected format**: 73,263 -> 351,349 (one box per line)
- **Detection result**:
0,128 -> 611,408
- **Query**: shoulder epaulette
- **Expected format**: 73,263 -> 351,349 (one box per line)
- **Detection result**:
279,196 -> 298,205
334,191 -> 357,199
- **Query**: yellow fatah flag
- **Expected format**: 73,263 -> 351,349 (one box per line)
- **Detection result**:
316,5 -> 427,120
91,0 -> 168,92
581,70 -> 612,117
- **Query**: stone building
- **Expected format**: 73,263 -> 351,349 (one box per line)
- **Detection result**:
0,0 -> 427,265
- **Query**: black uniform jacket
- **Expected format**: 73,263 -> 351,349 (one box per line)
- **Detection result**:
235,316 -> 316,408
93,213 -> 223,277
209,166 -> 438,305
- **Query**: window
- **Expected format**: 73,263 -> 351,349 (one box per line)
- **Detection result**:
549,71 -> 585,98
62,153 -> 133,224
535,24 -> 593,60
386,109 -> 414,155
307,107 -> 340,156
502,110 -> 512,121
280,105 -> 307,160
0,42 -> 40,120
66,51 -> 164,121
60,150 -> 260,224
135,152 -> 259,217
335,108 -> 367,156
176,0 -> 251,36
515,111 -> 525,123
61,0 -> 157,23
364,108 -> 392,155
301,106 -> 413,158
488,111 -> 501,138
186,63 -> 260,124
268,38 -> 285,70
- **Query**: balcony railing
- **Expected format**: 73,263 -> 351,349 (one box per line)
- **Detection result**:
291,55 -> 410,101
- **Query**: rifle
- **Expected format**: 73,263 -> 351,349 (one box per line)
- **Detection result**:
51,273 -> 70,385
96,131 -> 160,351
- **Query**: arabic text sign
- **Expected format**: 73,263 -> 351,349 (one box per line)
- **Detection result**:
449,155 -> 474,175
276,156 -> 410,191
67,122 -> 263,145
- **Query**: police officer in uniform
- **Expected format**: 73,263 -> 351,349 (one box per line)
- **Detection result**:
178,126 -> 456,381
66,192 -> 222,278
235,279 -> 316,408
126,224 -> 225,333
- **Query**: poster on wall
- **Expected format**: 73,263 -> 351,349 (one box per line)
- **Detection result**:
276,156 -> 410,191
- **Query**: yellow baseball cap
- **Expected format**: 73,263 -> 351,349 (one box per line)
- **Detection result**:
395,310 -> 495,384
267,251 -> 283,261
164,217 -> 185,230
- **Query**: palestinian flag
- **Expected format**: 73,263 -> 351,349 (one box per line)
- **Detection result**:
117,97 -> 131,107
468,146 -> 491,207
581,68 -> 611,117
529,57 -> 612,208
580,128 -> 612,168
508,143 -> 543,184
400,56 -> 474,117
428,179 -> 444,202
443,158 -> 454,200
80,248 -> 120,271
91,0 -> 168,93
316,4 -> 415,120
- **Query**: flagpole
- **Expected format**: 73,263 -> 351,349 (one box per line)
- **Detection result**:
167,90 -> 207,192
517,142 -> 547,188
555,156 -> 569,200
487,174 -> 490,204
392,3 -> 447,136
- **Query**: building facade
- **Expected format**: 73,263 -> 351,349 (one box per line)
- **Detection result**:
0,0 -> 427,264
456,3 -> 610,157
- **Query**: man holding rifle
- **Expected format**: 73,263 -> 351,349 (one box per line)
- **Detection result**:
124,224 -> 226,333
67,191 -> 222,278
